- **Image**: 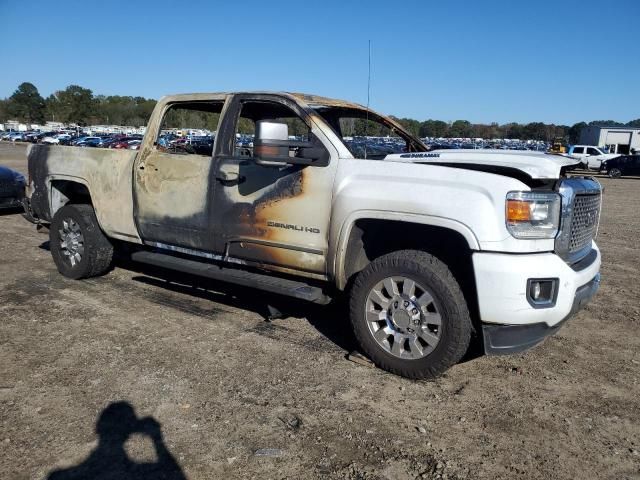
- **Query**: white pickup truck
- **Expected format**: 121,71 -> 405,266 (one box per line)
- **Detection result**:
22,92 -> 602,379
565,145 -> 620,170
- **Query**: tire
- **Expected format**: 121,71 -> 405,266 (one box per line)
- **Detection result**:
49,204 -> 114,279
608,168 -> 622,178
349,250 -> 472,379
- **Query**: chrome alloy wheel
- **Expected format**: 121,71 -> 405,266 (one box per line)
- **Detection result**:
59,218 -> 85,267
365,276 -> 442,359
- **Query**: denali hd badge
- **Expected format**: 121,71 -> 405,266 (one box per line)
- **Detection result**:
267,220 -> 320,234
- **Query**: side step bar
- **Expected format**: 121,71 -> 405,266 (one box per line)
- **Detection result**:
130,250 -> 331,304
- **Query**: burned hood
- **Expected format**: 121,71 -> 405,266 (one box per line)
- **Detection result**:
385,149 -> 580,180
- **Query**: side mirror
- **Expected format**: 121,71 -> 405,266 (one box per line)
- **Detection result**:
253,120 -> 329,167
253,121 -> 290,164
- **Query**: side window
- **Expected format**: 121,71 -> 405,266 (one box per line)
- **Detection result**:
587,147 -> 600,156
572,146 -> 584,154
234,100 -> 311,158
157,101 -> 224,156
338,117 -> 407,159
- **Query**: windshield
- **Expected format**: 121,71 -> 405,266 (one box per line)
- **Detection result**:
312,106 -> 427,160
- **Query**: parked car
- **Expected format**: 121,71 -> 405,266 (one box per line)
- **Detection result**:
9,133 -> 25,142
0,165 -> 26,210
76,137 -> 103,147
565,145 -> 619,170
600,154 -> 640,178
42,134 -> 72,145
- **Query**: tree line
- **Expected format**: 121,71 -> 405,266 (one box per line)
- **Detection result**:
1,82 -> 639,143
0,82 -> 156,129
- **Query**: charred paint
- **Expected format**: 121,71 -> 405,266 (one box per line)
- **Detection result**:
27,144 -> 141,243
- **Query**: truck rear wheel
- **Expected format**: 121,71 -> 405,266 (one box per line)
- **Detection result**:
349,250 -> 471,379
50,204 -> 114,279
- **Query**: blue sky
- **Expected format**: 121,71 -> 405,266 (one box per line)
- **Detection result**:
1,0 -> 638,124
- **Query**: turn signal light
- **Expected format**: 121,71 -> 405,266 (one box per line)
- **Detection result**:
506,200 -> 531,222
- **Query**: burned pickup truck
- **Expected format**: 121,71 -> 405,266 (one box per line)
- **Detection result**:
23,92 -> 602,379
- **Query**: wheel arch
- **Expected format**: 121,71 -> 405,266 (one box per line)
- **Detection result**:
333,214 -> 482,338
48,176 -> 95,220
333,212 -> 480,291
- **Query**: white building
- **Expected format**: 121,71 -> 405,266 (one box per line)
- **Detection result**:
579,126 -> 640,154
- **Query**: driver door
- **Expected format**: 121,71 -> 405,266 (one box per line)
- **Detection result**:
211,94 -> 338,276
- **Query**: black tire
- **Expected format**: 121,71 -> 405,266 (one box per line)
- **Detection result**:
49,204 -> 114,279
608,168 -> 622,178
349,250 -> 471,379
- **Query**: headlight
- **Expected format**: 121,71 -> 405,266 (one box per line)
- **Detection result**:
506,191 -> 561,239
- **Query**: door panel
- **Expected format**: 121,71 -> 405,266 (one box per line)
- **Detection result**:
135,150 -> 214,249
133,98 -> 226,251
211,95 -> 338,275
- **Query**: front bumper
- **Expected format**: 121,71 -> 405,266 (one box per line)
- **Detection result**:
482,273 -> 600,354
472,244 -> 601,354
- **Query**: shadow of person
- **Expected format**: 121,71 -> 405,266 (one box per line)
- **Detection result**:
47,401 -> 186,480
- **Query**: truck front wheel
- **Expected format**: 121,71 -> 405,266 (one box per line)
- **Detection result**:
50,204 -> 114,280
349,250 -> 472,379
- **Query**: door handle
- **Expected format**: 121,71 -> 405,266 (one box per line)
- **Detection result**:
217,170 -> 239,182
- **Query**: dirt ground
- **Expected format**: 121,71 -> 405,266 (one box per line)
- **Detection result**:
0,141 -> 638,480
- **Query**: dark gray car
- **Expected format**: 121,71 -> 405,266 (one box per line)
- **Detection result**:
0,166 -> 26,209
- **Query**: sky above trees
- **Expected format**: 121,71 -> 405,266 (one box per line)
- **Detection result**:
0,0 -> 638,125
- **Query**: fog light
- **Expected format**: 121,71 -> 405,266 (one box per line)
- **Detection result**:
532,282 -> 542,300
527,278 -> 558,308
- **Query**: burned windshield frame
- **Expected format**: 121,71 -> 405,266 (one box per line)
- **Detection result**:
311,106 -> 427,159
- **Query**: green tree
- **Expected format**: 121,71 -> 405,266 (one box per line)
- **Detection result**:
449,120 -> 472,138
6,82 -> 46,124
589,120 -> 624,127
392,117 -> 420,137
419,120 -> 449,138
54,85 -> 97,125
626,119 -> 640,128
568,122 -> 587,144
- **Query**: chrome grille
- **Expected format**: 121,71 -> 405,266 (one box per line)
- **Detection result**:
556,177 -> 602,264
569,194 -> 600,253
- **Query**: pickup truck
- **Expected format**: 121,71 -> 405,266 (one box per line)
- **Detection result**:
22,92 -> 602,379
565,144 -> 620,170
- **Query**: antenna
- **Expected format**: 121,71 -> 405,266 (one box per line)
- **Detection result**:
364,40 -> 371,159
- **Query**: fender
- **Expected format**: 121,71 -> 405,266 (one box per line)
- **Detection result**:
331,210 -> 481,290
45,174 -> 142,244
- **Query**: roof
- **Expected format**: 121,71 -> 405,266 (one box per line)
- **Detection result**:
157,92 -> 367,111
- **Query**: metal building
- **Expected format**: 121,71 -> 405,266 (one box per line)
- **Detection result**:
579,126 -> 640,154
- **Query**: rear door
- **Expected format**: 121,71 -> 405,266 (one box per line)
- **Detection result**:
134,96 -> 227,251
210,94 -> 339,276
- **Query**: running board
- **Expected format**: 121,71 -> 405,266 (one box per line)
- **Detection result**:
130,250 -> 331,304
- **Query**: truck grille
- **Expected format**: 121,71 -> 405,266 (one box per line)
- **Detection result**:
569,194 -> 601,253
556,178 -> 602,264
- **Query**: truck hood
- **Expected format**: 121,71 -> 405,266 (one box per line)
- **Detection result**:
385,149 -> 580,181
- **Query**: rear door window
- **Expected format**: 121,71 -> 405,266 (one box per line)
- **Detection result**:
573,147 -> 584,154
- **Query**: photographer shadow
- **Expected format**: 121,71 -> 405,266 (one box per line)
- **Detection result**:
47,401 -> 186,480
